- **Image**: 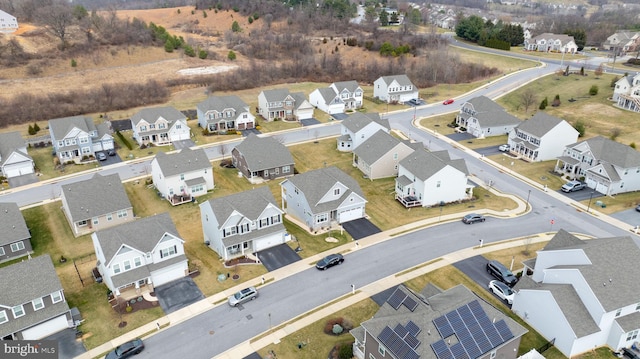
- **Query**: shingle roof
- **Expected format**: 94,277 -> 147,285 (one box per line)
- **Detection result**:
197,95 -> 248,114
260,89 -> 293,103
378,74 -> 415,87
464,96 -> 522,127
290,92 -> 309,110
0,202 -> 30,246
315,87 -> 339,103
0,131 -> 30,167
94,212 -> 181,263
353,130 -> 405,164
61,173 -> 132,222
516,112 -> 564,137
332,80 -> 361,93
203,186 -> 282,229
153,148 -> 211,177
0,255 -> 64,307
48,115 -> 96,140
399,149 -> 469,181
532,33 -> 576,44
342,112 -> 389,133
233,134 -> 294,171
130,106 -> 186,126
581,136 -> 640,169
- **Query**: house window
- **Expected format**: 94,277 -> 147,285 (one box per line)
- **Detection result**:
271,215 -> 280,224
93,217 -> 99,225
79,137 -> 89,144
124,260 -> 131,271
180,174 -> 185,180
10,242 -> 24,252
107,213 -> 113,221
369,355 -> 375,359
0,310 -> 7,324
78,220 -> 88,227
626,330 -> 639,341
51,291 -> 63,303
149,124 -> 155,129
113,263 -> 121,274
275,168 -> 279,175
316,213 -> 329,223
378,344 -> 386,355
260,218 -> 269,228
283,166 -> 290,174
334,188 -> 340,195
160,245 -> 177,258
159,123 -> 166,129
118,210 -> 128,218
32,298 -> 44,311
616,309 -> 622,317
224,226 -> 237,237
0,247 -> 4,256
140,125 -> 147,131
437,181 -> 441,188
12,305 -> 24,318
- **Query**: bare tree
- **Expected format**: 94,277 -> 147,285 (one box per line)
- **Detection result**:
218,143 -> 229,160
594,64 -> 603,78
520,88 -> 537,114
37,2 -> 74,49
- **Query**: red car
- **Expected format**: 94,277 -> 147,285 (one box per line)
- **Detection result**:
443,98 -> 454,105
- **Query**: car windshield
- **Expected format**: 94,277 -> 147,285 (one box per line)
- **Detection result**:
234,292 -> 243,299
318,258 -> 328,266
115,343 -> 133,355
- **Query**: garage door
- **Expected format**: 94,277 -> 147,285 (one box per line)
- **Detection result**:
22,314 -> 69,340
4,164 -> 34,178
151,263 -> 187,286
338,207 -> 363,223
595,182 -> 608,194
254,232 -> 285,252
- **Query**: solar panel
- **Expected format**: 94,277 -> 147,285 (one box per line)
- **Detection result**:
431,340 -> 451,359
394,323 -> 409,338
451,342 -> 469,359
405,333 -> 420,350
403,296 -> 418,312
386,289 -> 407,310
406,320 -> 421,337
466,343 -> 483,359
433,315 -> 455,338
476,334 -> 493,354
485,325 -> 504,347
495,319 -> 514,341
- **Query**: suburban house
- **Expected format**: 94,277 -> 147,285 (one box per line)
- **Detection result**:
351,284 -> 527,359
507,112 -> 579,162
0,131 -> 34,178
280,166 -> 367,232
60,173 -> 134,236
200,186 -> 287,260
373,75 -> 419,103
395,149 -> 472,208
337,112 -> 390,152
524,33 -> 578,53
0,202 -> 31,263
92,212 -> 188,297
310,81 -> 364,115
603,30 -> 640,53
456,96 -> 522,138
231,134 -> 295,184
513,229 -> 640,357
613,73 -> 640,113
353,130 -> 421,180
555,136 -> 640,195
197,95 -> 256,133
331,81 -> 364,110
0,255 -> 72,340
257,89 -> 314,121
49,115 -> 114,164
151,147 -> 214,205
0,9 -> 18,33
130,106 -> 191,147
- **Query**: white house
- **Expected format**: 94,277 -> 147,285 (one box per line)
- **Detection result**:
92,212 -> 188,297
352,130 -> 421,180
280,166 -> 367,232
555,136 -> 640,195
513,230 -> 640,357
309,87 -> 345,115
395,149 -> 472,208
0,10 -> 18,33
613,73 -> 640,113
456,96 -> 522,138
373,75 -> 419,103
258,89 -> 314,121
330,81 -> 364,110
49,115 -> 114,164
197,95 -> 256,133
524,33 -> 578,53
507,112 -> 579,162
0,131 -> 34,178
130,107 -> 190,147
151,147 -> 214,206
200,186 -> 288,260
337,112 -> 389,152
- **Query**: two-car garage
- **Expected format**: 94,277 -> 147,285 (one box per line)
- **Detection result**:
21,313 -> 70,340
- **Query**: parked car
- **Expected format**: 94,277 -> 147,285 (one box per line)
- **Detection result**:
96,152 -> 107,161
407,98 -> 422,106
228,286 -> 258,307
462,213 -> 485,224
498,144 -> 510,152
107,148 -> 116,156
316,253 -> 344,270
621,348 -> 640,359
488,280 -> 515,304
635,204 -> 640,212
106,339 -> 144,359
443,98 -> 454,105
486,260 -> 518,287
561,180 -> 586,193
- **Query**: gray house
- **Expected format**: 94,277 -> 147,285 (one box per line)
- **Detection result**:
351,284 -> 527,359
197,95 -> 256,133
60,173 -> 134,236
0,131 -> 34,179
353,130 -> 421,180
338,112 -> 390,152
0,202 -> 31,263
232,134 -> 295,184
280,166 -> 367,232
49,115 -> 114,164
456,96 -> 522,138
0,255 -> 72,340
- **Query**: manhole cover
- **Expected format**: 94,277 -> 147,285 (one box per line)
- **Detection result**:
246,314 -> 253,320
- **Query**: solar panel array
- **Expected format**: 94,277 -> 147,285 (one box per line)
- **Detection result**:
377,321 -> 423,359
386,288 -> 419,312
430,300 -> 514,359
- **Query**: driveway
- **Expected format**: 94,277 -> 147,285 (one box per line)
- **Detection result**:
475,145 -> 508,157
241,128 -> 261,137
453,255 -> 513,307
97,152 -> 122,167
300,118 -> 321,126
330,113 -> 349,121
342,218 -> 381,240
43,328 -> 86,359
610,207 -> 640,227
446,132 -> 474,141
257,243 -> 302,272
558,188 -> 603,202
172,139 -> 196,150
8,173 -> 38,188
155,277 -> 205,314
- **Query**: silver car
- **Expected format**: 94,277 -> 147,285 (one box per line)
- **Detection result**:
228,286 -> 258,307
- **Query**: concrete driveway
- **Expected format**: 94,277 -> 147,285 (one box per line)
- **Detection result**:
257,243 -> 301,272
43,328 -> 86,359
453,255 -> 513,307
341,218 -> 381,240
155,277 -> 205,314
7,173 -> 39,188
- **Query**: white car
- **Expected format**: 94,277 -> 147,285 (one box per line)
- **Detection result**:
498,144 -> 509,152
228,286 -> 258,307
488,280 -> 515,304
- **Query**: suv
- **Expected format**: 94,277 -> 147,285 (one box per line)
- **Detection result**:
407,98 -> 422,106
486,260 -> 518,287
228,286 -> 258,307
561,180 -> 586,192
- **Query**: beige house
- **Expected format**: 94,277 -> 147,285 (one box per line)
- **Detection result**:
352,130 -> 421,180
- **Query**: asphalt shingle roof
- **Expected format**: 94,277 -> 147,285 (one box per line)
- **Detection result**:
332,80 -> 361,93
316,87 -> 339,102
62,173 -> 132,222
342,112 -> 389,133
352,130 -> 405,164
581,136 -> 640,169
233,134 -> 294,171
399,149 -> 469,181
153,147 -> 211,178
464,96 -> 522,127
0,131 -> 31,167
378,74 -> 415,88
0,255 -> 64,307
204,186 -> 282,229
48,115 -> 96,140
197,95 -> 248,115
516,112 -> 564,137
130,106 -> 186,126
0,202 -> 30,246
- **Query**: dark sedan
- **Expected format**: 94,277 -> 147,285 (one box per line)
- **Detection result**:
316,253 -> 344,270
106,339 -> 144,359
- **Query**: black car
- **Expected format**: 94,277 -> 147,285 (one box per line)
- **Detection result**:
107,148 -> 116,156
486,260 -> 518,287
316,253 -> 344,270
622,348 -> 640,359
636,204 -> 640,212
462,213 -> 485,224
106,339 -> 144,359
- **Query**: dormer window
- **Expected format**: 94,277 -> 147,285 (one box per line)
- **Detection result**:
334,188 -> 340,195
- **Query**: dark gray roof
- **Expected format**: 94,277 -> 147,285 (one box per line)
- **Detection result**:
464,96 -> 522,127
204,186 -> 282,229
260,89 -> 293,103
284,166 -> 365,214
542,229 -> 583,250
290,92 -> 309,110
0,202 -> 30,246
315,87 -> 339,103
399,149 -> 469,181
233,134 -> 294,171
378,74 -> 415,88
342,112 -> 389,133
94,212 -> 181,264
153,148 -> 211,177
516,112 -> 564,137
616,311 -> 640,332
197,95 -> 248,113
582,136 -> 640,169
353,130 -> 406,164
48,115 -> 96,140
62,173 -> 132,222
0,131 -> 30,167
332,80 -> 361,93
0,255 -> 64,307
130,106 -> 185,126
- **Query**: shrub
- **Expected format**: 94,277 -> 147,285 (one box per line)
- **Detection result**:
231,21 -> 241,32
184,44 -> 196,57
252,12 -> 259,20
610,127 -> 621,140
630,142 -> 636,149
116,131 -> 133,150
551,94 -> 561,107
227,50 -> 236,61
198,49 -> 208,59
34,123 -> 40,132
28,124 -> 35,135
589,85 -> 598,95
332,324 -> 343,334
203,10 -> 207,18
71,59 -> 77,67
574,120 -> 586,137
539,97 -> 548,110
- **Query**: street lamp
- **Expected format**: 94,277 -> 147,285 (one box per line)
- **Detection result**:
586,192 -> 595,213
